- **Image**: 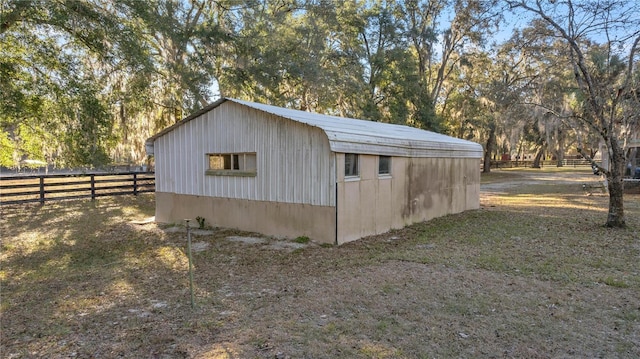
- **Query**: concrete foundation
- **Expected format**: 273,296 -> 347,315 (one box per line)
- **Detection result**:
156,192 -> 337,244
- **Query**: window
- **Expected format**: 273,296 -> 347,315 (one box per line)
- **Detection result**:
344,153 -> 359,177
207,153 -> 256,176
378,156 -> 391,175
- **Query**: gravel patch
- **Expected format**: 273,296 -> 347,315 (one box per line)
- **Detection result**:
226,236 -> 268,244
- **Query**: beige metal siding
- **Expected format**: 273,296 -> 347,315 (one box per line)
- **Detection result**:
335,155 -> 480,244
154,101 -> 334,206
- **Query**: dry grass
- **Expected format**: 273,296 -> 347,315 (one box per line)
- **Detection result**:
1,168 -> 639,358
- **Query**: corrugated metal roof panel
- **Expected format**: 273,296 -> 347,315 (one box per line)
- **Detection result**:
229,98 -> 482,158
147,98 -> 483,158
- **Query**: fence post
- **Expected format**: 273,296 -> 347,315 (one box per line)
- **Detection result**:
39,176 -> 45,205
91,174 -> 96,200
133,173 -> 138,196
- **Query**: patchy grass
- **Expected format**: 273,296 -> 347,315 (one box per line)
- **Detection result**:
1,170 -> 639,358
294,236 -> 311,244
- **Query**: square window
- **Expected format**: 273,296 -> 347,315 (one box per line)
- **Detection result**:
378,156 -> 391,175
207,152 -> 257,176
345,153 -> 359,177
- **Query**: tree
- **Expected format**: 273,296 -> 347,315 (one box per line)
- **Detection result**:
507,0 -> 640,227
400,0 -> 500,118
454,39 -> 538,173
219,1 -> 438,127
1,0 -> 231,167
1,0 -> 151,167
218,0 -> 362,114
113,0 -> 229,164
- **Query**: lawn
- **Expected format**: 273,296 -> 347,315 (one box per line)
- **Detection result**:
1,168 -> 639,358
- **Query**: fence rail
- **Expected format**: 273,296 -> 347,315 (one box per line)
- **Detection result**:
484,159 -> 593,170
0,172 -> 155,205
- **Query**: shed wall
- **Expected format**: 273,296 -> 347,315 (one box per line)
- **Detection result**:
151,100 -> 482,244
336,154 -> 480,244
154,101 -> 335,206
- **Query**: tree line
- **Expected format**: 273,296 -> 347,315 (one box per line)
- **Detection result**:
1,0 -> 639,226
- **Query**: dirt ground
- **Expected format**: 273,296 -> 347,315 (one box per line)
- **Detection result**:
1,168 -> 639,358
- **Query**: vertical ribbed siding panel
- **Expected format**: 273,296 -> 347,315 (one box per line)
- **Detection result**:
173,131 -> 178,193
165,135 -> 172,193
160,135 -> 167,192
156,136 -> 165,192
245,111 -> 254,199
211,108 -> 220,195
177,125 -> 183,194
301,127 -> 306,202
307,133 -> 313,204
196,114 -> 204,195
211,109 -> 220,197
163,132 -> 169,193
238,113 -> 243,199
185,121 -> 192,195
180,122 -> 186,194
204,112 -> 210,197
161,135 -> 166,192
155,137 -> 162,192
193,117 -> 198,195
298,131 -> 304,204
251,113 -> 258,199
155,101 -> 333,206
264,118 -> 271,202
169,133 -> 176,193
229,106 -> 236,198
170,126 -> 177,193
310,132 -> 317,204
275,120 -> 283,202
311,131 -> 319,204
179,123 -> 186,194
268,120 -> 275,202
329,153 -> 336,206
251,115 -> 258,200
285,121 -> 292,201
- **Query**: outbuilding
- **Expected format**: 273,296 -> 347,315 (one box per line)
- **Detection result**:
146,98 -> 482,244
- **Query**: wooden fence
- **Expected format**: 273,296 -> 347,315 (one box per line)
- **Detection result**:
484,159 -> 592,170
0,172 -> 155,205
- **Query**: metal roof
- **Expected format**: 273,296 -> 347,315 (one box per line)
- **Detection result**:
147,98 -> 483,158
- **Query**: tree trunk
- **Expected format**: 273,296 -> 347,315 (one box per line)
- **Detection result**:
555,128 -> 565,167
606,140 -> 626,227
531,147 -> 544,168
483,125 -> 496,173
556,149 -> 564,167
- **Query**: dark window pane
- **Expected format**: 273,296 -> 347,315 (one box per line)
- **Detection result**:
232,154 -> 240,170
379,156 -> 390,175
345,153 -> 359,177
223,154 -> 232,169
